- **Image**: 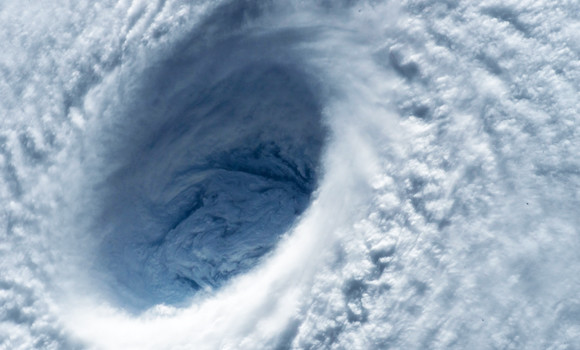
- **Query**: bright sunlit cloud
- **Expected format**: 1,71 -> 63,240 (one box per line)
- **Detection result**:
1,1 -> 579,349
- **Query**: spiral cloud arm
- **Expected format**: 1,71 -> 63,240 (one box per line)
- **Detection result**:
1,1 -> 579,349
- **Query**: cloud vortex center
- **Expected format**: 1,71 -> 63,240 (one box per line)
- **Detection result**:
91,60 -> 326,311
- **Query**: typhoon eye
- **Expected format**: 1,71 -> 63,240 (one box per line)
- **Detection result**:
90,49 -> 326,311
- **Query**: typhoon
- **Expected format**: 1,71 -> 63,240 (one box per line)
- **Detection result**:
1,0 -> 580,349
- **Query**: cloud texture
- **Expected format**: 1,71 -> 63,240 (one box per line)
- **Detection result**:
0,0 -> 579,349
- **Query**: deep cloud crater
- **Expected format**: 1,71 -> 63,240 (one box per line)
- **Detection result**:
87,43 -> 326,310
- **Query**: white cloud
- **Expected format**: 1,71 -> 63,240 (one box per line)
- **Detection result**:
1,0 -> 579,349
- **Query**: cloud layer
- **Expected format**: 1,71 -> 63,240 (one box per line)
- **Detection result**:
0,0 -> 579,349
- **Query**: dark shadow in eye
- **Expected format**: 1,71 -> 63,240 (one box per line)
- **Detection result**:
93,60 -> 326,312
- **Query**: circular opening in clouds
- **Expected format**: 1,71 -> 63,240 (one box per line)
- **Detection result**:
88,43 -> 326,311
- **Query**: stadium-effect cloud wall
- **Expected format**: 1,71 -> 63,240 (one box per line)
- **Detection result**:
3,1 -> 580,349
89,38 -> 326,310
